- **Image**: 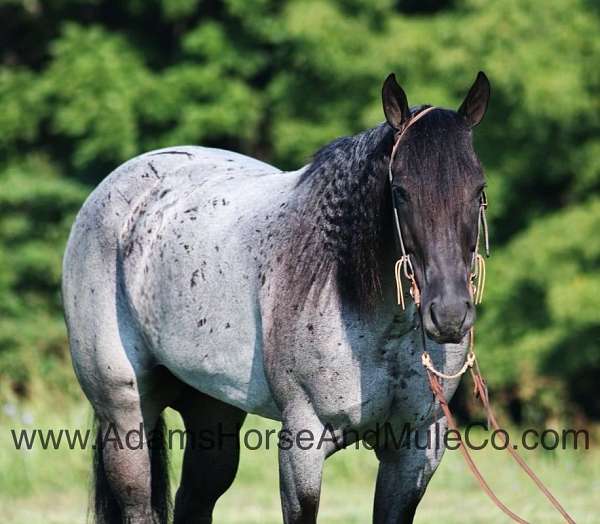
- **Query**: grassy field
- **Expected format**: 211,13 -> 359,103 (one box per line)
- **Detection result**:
1,402 -> 597,523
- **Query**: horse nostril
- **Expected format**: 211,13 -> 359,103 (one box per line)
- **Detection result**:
429,301 -> 440,328
460,305 -> 469,326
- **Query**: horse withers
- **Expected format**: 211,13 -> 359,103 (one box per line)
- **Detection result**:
62,71 -> 490,523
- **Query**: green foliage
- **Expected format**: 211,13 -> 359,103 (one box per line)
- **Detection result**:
0,0 -> 598,421
45,23 -> 151,167
478,199 -> 600,421
0,156 -> 88,398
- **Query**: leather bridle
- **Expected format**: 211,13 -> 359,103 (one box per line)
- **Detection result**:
388,108 -> 575,524
389,106 -> 489,311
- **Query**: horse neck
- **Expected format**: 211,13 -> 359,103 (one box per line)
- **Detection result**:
287,124 -> 398,314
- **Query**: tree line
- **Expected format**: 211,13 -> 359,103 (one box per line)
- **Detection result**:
0,0 -> 598,423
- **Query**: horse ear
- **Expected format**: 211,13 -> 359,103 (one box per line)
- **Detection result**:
382,73 -> 409,131
458,71 -> 491,128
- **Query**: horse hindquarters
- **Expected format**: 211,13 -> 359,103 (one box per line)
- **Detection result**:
62,203 -> 181,523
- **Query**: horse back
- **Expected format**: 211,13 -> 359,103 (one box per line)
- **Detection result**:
66,145 -> 303,418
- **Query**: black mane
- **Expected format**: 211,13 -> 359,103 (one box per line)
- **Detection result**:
284,107 -> 477,313
287,123 -> 395,311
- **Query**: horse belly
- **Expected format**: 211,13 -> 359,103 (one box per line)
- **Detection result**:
156,319 -> 280,419
134,245 -> 281,418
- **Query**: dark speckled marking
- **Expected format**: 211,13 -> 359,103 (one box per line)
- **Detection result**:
116,188 -> 132,205
402,368 -> 419,380
149,150 -> 193,158
148,162 -> 160,178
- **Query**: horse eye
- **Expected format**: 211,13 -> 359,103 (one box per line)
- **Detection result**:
393,186 -> 410,206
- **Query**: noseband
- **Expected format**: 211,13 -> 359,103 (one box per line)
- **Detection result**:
386,107 -> 575,524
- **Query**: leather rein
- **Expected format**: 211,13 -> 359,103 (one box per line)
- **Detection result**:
388,108 -> 575,524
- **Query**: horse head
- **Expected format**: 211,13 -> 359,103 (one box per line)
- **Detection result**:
382,72 -> 491,344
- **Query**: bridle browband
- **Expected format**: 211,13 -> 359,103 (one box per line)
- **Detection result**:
386,107 -> 575,524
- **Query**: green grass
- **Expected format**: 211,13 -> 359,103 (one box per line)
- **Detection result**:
1,403 -> 598,523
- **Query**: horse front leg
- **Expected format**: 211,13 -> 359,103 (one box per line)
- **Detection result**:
373,416 -> 447,524
278,403 -> 337,524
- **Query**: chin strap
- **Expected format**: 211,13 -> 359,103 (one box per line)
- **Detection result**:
388,108 -> 575,524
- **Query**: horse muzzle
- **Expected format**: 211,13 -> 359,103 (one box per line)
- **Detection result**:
421,292 -> 475,344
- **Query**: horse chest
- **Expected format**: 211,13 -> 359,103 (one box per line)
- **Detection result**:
287,344 -> 433,434
284,313 -> 467,433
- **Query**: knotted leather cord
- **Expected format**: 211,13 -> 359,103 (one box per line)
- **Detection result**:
470,191 -> 488,305
388,108 -> 575,524
421,343 -> 475,380
471,253 -> 486,305
426,369 -> 531,524
469,361 -> 576,524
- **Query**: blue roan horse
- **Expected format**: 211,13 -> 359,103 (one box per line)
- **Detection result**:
62,72 -> 491,523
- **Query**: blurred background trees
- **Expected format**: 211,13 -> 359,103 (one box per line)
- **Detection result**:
0,0 -> 598,424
